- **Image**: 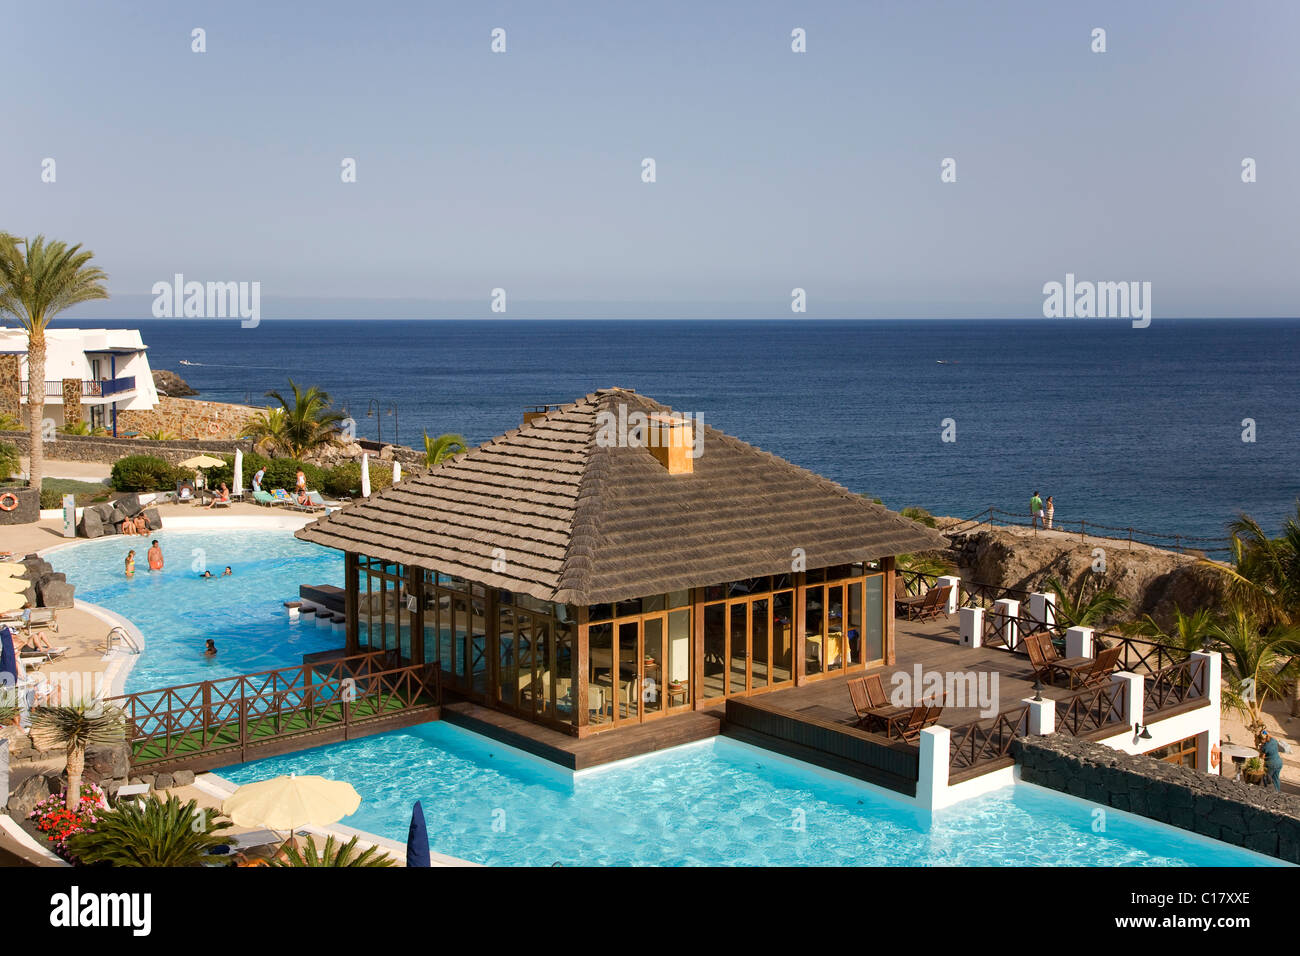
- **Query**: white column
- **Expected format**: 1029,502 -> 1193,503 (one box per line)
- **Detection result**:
992,598 -> 1020,652
1065,626 -> 1093,659
915,725 -> 950,810
1111,672 -> 1145,751
1194,650 -> 1222,774
936,575 -> 961,615
1028,591 -> 1057,629
959,606 -> 983,648
1025,695 -> 1056,736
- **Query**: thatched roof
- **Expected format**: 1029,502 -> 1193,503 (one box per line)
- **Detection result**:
296,389 -> 946,605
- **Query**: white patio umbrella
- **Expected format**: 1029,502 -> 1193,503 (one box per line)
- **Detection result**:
392,460 -> 401,484
360,453 -> 371,498
233,448 -> 244,497
221,773 -> 362,853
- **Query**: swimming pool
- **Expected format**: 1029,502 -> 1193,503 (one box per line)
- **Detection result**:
219,722 -> 1282,867
48,528 -> 344,692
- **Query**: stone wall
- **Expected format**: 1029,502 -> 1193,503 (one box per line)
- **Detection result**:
1,429 -> 251,466
0,355 -> 19,421
61,379 -> 82,427
1013,734 -> 1300,863
117,395 -> 260,440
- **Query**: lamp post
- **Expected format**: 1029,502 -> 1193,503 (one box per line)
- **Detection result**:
366,398 -> 381,445
386,403 -> 398,448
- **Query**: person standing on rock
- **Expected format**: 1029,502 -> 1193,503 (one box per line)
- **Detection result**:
1045,496 -> 1055,529
1030,491 -> 1044,530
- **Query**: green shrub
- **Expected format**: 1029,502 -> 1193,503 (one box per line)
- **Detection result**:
323,460 -> 394,498
40,488 -> 61,510
110,455 -> 186,492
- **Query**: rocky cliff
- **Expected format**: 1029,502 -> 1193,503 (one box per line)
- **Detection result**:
936,519 -> 1226,629
152,368 -> 198,397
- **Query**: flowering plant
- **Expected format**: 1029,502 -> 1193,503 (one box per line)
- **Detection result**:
29,782 -> 107,859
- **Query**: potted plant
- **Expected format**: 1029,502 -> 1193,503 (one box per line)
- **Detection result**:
1243,756 -> 1265,785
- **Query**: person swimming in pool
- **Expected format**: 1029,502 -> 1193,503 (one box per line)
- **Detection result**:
222,566 -> 233,576
147,540 -> 164,571
125,550 -> 135,576
200,570 -> 213,578
204,639 -> 217,657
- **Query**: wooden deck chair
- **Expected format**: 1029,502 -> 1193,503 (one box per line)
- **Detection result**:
914,585 -> 952,621
893,577 -> 927,617
1073,645 -> 1123,690
1023,632 -> 1059,685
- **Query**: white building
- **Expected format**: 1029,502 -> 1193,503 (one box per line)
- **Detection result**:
0,327 -> 160,435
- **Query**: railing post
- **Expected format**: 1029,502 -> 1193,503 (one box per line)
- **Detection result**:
992,598 -> 1020,652
1112,672 -> 1144,747
1027,592 -> 1056,632
1024,696 -> 1055,736
959,606 -> 984,648
936,575 -> 960,615
202,682 -> 211,744
1065,626 -> 1094,659
239,688 -> 248,763
1080,520 -> 1086,543
916,725 -> 951,810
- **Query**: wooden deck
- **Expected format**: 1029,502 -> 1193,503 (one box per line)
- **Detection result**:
442,700 -> 725,771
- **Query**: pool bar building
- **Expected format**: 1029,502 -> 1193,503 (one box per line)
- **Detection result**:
297,388 -> 947,737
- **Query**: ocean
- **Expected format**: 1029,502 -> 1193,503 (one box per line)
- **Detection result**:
50,317 -> 1300,543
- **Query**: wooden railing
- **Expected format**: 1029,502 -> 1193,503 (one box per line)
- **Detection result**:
1054,681 -> 1128,737
1143,656 -> 1208,714
948,704 -> 1029,772
109,651 -> 441,769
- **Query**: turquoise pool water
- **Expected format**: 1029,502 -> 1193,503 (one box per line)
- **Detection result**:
48,528 -> 343,691
220,722 -> 1281,867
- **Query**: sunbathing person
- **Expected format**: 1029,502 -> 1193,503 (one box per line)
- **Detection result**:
207,483 -> 231,509
133,513 -> 150,534
297,491 -> 313,507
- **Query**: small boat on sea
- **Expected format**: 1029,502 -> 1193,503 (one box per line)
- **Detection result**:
178,359 -> 197,366
936,360 -> 959,365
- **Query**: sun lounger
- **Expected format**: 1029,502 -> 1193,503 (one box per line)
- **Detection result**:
251,490 -> 279,507
289,491 -> 330,513
271,489 -> 295,506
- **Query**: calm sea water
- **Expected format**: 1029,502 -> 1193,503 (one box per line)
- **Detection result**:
53,317 -> 1300,542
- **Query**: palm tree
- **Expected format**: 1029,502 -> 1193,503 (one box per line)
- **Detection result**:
895,552 -> 954,595
1043,575 -> 1130,630
29,702 -> 125,810
1202,504 -> 1300,628
0,235 -> 110,497
1122,606 -> 1216,661
1211,604 -> 1300,737
241,406 -> 288,454
272,833 -> 394,867
423,431 -> 468,467
0,411 -> 20,431
65,794 -> 234,867
262,380 -> 345,458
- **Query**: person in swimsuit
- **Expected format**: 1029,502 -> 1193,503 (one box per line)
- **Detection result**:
222,566 -> 233,576
204,639 -> 217,657
125,550 -> 136,576
147,540 -> 164,571
200,570 -> 213,578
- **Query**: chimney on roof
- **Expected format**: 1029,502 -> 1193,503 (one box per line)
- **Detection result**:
647,413 -> 694,475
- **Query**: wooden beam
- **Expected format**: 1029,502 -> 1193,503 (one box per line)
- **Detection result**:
344,552 -> 359,655
575,604 -> 589,733
883,556 -> 897,666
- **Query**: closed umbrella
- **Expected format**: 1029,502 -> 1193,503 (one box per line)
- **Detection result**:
360,453 -> 371,498
0,624 -> 17,683
392,460 -> 401,485
406,800 -> 430,867
233,448 -> 244,497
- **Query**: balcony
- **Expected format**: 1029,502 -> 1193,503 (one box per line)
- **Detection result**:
18,376 -> 137,400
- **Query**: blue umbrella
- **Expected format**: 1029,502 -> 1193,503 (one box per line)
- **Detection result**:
406,799 -> 430,868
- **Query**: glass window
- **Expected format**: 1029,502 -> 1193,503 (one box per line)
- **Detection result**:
772,590 -> 794,685
588,622 -> 614,723
642,593 -> 666,613
805,585 -> 824,675
555,619 -> 574,723
703,604 -> 726,699
667,609 -> 690,708
668,590 -> 691,608
865,575 -> 884,663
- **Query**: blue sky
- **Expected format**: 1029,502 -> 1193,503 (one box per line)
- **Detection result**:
5,0 -> 1297,318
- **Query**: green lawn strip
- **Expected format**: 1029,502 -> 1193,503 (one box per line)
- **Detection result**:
130,691 -> 436,763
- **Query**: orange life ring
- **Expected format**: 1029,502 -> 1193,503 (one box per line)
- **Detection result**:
1210,744 -> 1221,770
0,492 -> 18,511
208,420 -> 222,435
